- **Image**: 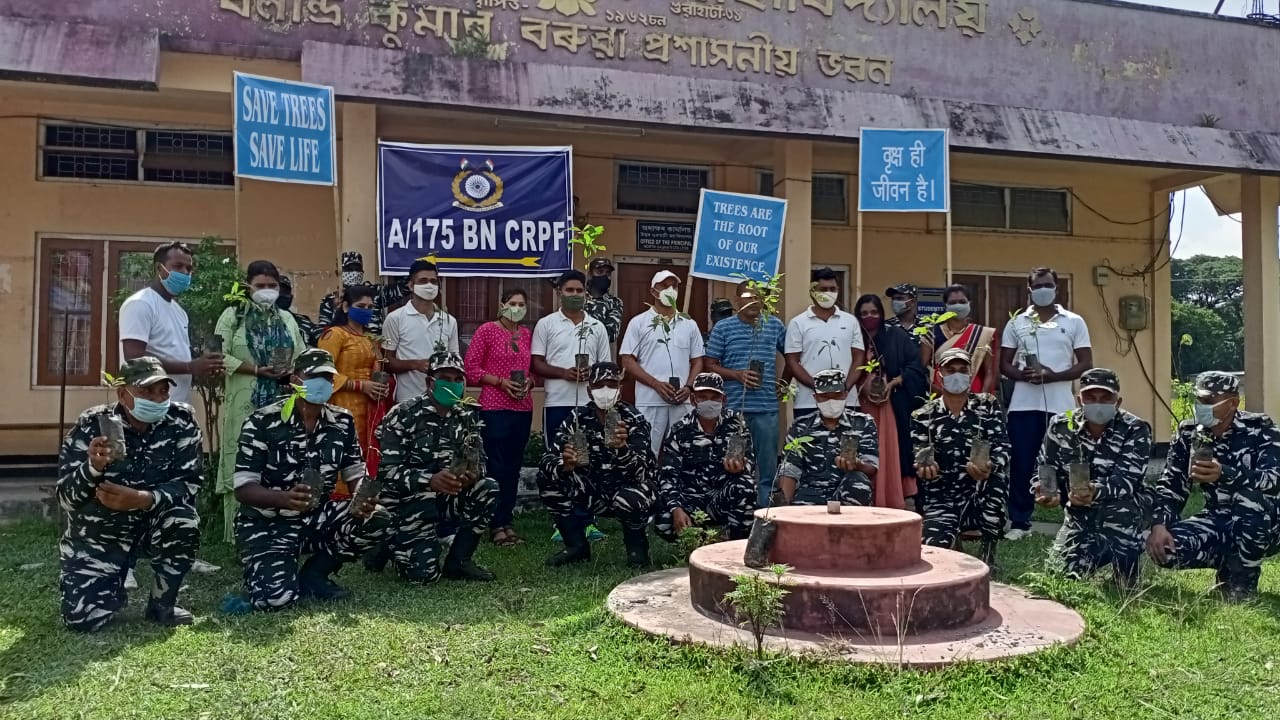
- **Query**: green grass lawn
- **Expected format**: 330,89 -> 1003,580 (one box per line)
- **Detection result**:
1,510 -> 1278,719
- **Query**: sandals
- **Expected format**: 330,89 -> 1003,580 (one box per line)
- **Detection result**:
491,527 -> 523,546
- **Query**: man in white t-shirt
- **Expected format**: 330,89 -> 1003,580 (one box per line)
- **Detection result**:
620,270 -> 706,453
119,242 -> 224,406
532,270 -> 611,442
785,267 -> 865,419
999,267 -> 1093,539
382,259 -> 460,403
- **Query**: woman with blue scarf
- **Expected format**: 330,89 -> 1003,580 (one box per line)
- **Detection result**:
214,260 -> 306,541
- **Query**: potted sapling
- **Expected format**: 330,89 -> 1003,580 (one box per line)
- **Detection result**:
858,357 -> 887,405
1063,409 -> 1091,496
98,372 -> 129,463
968,431 -> 991,470
1008,310 -> 1045,377
1189,426 -> 1215,474
913,392 -> 939,467
648,297 -> 689,392
744,435 -> 813,568
573,323 -> 594,377
447,393 -> 484,480
568,222 -> 607,380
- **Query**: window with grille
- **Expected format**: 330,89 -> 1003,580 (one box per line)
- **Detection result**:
615,163 -> 709,215
756,172 -> 848,223
952,184 -> 1071,233
40,122 -> 234,187
444,277 -> 555,352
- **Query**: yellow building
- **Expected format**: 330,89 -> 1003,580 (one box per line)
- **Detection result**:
2,0 -> 1279,456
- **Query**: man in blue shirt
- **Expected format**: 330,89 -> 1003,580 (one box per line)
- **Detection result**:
706,283 -> 787,507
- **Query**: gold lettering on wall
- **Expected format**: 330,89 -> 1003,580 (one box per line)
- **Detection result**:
605,9 -> 669,26
474,0 -> 521,8
520,17 -> 628,59
218,0 -> 344,25
816,49 -> 893,84
369,0 -> 410,47
723,0 -> 984,35
642,31 -> 800,77
669,1 -> 743,21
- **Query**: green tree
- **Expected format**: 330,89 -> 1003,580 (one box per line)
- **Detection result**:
1170,255 -> 1243,375
1170,302 -> 1232,377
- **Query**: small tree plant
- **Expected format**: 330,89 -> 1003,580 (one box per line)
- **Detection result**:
724,563 -> 793,661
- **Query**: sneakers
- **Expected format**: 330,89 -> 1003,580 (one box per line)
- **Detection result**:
552,524 -> 607,543
124,569 -> 138,590
1004,528 -> 1032,541
190,559 -> 221,574
144,600 -> 194,627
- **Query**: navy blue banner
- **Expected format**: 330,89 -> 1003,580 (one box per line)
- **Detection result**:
377,142 -> 574,277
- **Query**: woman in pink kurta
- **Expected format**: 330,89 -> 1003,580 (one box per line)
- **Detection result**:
465,288 -> 535,546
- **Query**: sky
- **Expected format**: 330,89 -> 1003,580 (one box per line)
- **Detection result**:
1110,0 -> 1252,258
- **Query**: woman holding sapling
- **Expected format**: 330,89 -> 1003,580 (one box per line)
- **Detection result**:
931,284 -> 998,395
317,285 -> 389,475
853,294 -> 928,509
465,288 -> 535,547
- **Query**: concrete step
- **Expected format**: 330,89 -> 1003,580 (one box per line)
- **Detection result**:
0,476 -> 56,522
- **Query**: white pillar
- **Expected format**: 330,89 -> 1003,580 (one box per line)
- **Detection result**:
1240,174 -> 1280,417
341,103 -> 378,264
773,139 -> 812,322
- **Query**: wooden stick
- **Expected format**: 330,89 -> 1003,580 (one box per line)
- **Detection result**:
855,211 -> 863,297
233,175 -> 242,247
945,210 -> 953,285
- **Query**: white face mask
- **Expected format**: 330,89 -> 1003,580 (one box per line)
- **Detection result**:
813,291 -> 838,310
695,400 -> 723,419
817,398 -> 846,419
1030,287 -> 1056,307
942,372 -> 971,394
592,387 -> 620,410
657,287 -> 679,308
252,288 -> 280,307
414,283 -> 439,301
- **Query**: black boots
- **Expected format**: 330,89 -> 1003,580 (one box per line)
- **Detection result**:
546,517 -> 592,567
443,530 -> 496,581
299,552 -> 351,601
980,539 -> 998,569
363,541 -> 392,573
144,600 -> 194,627
622,525 -> 651,569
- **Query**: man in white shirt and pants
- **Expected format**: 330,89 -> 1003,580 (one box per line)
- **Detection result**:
784,267 -> 865,420
382,259 -> 460,404
999,267 -> 1093,539
620,270 -> 705,453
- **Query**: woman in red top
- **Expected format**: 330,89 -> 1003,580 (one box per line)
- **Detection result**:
465,288 -> 535,546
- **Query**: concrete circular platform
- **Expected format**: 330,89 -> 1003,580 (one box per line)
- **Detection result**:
607,567 -> 1086,668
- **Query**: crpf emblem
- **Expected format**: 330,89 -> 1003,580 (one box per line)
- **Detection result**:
451,158 -> 505,212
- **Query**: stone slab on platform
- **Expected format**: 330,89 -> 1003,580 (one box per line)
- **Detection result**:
760,506 -> 923,573
608,568 -> 1085,669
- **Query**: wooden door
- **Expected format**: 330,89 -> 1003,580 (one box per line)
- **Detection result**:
615,262 -> 707,404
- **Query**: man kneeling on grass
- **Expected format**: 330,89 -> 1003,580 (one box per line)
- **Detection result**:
911,348 -> 1010,567
654,373 -> 756,544
537,362 -> 658,568
1147,371 -> 1280,602
777,368 -> 878,506
58,357 -> 203,631
233,349 -> 386,611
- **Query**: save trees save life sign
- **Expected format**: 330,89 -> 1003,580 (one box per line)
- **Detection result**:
233,72 -> 336,185
690,189 -> 788,284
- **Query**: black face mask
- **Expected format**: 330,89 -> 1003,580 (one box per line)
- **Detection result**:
276,294 -> 293,311
588,276 -> 611,294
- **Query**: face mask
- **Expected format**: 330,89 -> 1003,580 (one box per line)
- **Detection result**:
348,307 -> 374,326
592,387 -> 620,410
817,398 -> 846,419
1081,402 -> 1118,425
1031,287 -> 1057,307
813,291 -> 838,310
657,287 -> 679,308
501,305 -> 527,322
342,271 -> 364,287
562,294 -> 586,312
859,316 -> 882,332
252,288 -> 280,307
695,400 -> 723,419
588,276 -> 611,294
946,303 -> 970,320
302,377 -> 334,405
159,268 -> 192,295
128,392 -> 170,424
414,283 -> 439,301
275,294 -> 293,311
942,373 -> 971,394
1194,399 -> 1228,428
433,379 -> 465,407
890,299 -> 910,316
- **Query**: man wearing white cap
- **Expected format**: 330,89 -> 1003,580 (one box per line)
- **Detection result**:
620,270 -> 706,453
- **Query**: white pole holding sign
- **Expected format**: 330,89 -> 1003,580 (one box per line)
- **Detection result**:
858,128 -> 951,287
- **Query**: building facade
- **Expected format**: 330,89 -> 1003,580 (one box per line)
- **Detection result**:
1,0 -> 1279,455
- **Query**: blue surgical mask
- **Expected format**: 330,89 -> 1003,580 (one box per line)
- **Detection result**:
1081,402 -> 1117,426
128,393 -> 170,424
348,307 -> 374,326
160,268 -> 192,295
1030,287 -> 1056,307
303,377 -> 334,405
1194,400 -> 1225,429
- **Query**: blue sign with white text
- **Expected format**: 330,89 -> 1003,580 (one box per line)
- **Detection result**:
858,128 -> 949,213
233,72 -> 335,185
377,142 -> 574,277
690,189 -> 787,284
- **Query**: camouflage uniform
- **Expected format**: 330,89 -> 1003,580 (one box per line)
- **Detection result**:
1039,369 -> 1152,583
538,363 -> 658,565
1152,372 -> 1280,596
585,292 -> 624,346
654,374 -> 756,542
233,349 -> 388,611
910,391 -> 1011,548
57,357 -> 203,632
779,369 -> 879,506
279,276 -> 320,347
375,352 -> 498,584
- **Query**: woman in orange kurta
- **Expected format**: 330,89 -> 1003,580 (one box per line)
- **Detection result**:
318,286 -> 389,493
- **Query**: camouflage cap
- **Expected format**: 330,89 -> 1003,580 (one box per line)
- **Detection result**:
691,372 -> 725,395
293,348 -> 337,377
710,298 -> 734,313
813,368 -> 847,394
1080,368 -> 1120,395
1195,371 -> 1240,398
588,361 -> 623,384
118,356 -> 175,388
885,283 -> 918,298
428,351 -> 465,375
937,347 -> 972,368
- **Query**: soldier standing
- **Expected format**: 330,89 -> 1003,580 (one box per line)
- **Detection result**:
1035,368 -> 1151,588
911,348 -> 1010,566
233,349 -> 386,611
584,257 -> 623,346
375,352 -> 498,583
654,373 -> 756,543
537,362 -> 658,567
778,368 -> 878,506
58,357 -> 203,631
1147,371 -> 1280,601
